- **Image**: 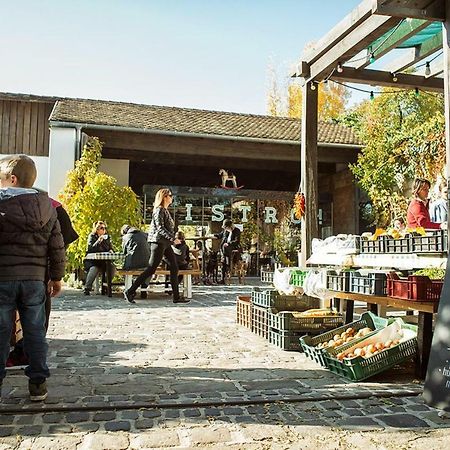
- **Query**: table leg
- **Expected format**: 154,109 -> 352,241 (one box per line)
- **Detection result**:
345,299 -> 354,324
416,312 -> 433,379
185,275 -> 192,299
106,263 -> 113,298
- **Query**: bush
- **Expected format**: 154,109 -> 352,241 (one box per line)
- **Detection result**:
59,137 -> 143,272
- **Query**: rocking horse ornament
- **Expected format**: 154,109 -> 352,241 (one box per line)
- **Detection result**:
218,169 -> 244,190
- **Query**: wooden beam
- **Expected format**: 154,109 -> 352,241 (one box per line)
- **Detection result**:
330,66 -> 444,91
308,15 -> 402,81
349,18 -> 431,69
373,0 -> 446,22
302,0 -> 374,65
300,82 -> 318,267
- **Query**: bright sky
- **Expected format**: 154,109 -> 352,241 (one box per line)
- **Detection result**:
0,0 -> 362,115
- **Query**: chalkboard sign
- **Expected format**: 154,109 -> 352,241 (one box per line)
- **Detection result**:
423,254 -> 450,411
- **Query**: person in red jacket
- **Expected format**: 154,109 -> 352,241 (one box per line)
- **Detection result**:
407,178 -> 445,230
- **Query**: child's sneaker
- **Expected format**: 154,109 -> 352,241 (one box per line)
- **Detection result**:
29,379 -> 48,401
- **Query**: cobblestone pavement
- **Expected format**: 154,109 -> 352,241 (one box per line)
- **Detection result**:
1,281 -> 449,449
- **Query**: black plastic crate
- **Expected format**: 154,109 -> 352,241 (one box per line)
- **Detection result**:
252,305 -> 268,339
357,236 -> 385,254
384,235 -> 411,253
268,329 -> 305,351
349,271 -> 387,296
326,270 -> 351,292
411,230 -> 448,254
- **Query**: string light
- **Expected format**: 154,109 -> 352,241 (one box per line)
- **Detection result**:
369,52 -> 376,64
392,72 -> 398,82
415,87 -> 420,96
337,62 -> 344,73
370,91 -> 375,101
425,62 -> 431,76
310,82 -> 317,90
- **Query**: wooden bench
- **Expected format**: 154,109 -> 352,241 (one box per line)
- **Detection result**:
117,268 -> 202,299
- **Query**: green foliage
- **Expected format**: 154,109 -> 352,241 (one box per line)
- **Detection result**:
59,137 -> 143,272
342,89 -> 445,227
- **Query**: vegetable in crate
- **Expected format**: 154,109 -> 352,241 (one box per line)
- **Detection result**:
296,308 -> 340,318
317,327 -> 373,349
337,339 -> 400,361
413,268 -> 445,280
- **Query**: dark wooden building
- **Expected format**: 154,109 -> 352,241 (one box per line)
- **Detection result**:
0,92 -> 363,235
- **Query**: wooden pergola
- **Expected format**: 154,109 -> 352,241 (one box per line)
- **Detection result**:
295,0 -> 450,410
296,0 -> 448,264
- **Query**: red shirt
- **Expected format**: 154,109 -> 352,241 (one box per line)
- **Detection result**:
407,199 -> 441,229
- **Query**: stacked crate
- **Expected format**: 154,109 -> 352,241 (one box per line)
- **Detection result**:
358,230 -> 448,255
261,269 -> 274,284
251,288 -> 309,342
236,295 -> 252,329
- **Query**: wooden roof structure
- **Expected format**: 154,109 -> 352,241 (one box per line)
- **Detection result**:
295,0 -> 450,264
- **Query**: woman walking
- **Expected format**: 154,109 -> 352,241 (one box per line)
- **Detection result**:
124,188 -> 189,304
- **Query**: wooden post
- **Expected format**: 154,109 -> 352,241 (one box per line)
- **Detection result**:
299,81 -> 319,267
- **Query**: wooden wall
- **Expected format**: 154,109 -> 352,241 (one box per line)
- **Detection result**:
0,99 -> 55,156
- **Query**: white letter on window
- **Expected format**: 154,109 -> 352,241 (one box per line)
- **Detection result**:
264,207 -> 278,224
211,204 -> 225,222
238,205 -> 251,223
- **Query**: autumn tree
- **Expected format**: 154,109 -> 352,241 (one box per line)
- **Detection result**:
266,63 -> 350,120
59,137 -> 143,272
345,89 -> 445,226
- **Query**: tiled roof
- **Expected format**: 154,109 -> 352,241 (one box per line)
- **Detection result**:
50,98 -> 362,146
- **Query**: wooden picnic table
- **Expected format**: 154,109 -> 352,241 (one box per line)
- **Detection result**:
84,252 -> 124,297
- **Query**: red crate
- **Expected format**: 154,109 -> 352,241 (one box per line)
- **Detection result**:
386,272 -> 443,302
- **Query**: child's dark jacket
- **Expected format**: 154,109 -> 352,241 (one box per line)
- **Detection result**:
0,189 -> 65,281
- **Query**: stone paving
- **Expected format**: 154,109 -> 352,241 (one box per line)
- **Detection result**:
0,281 -> 449,449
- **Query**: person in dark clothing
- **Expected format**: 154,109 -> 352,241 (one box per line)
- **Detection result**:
121,225 -> 150,270
7,198 -> 78,368
214,219 -> 241,283
83,221 -> 114,295
124,188 -> 189,304
0,154 -> 65,401
121,224 -> 150,298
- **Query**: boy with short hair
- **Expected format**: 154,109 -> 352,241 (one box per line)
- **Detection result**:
0,154 -> 65,401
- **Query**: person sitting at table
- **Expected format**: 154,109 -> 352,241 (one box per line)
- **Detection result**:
407,178 -> 446,230
121,224 -> 151,298
83,220 -> 115,295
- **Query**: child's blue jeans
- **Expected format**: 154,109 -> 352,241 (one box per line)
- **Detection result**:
0,281 -> 49,381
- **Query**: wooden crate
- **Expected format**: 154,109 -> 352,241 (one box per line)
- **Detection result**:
236,295 -> 252,329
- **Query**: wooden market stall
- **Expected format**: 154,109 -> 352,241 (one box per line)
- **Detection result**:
293,0 -> 450,404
